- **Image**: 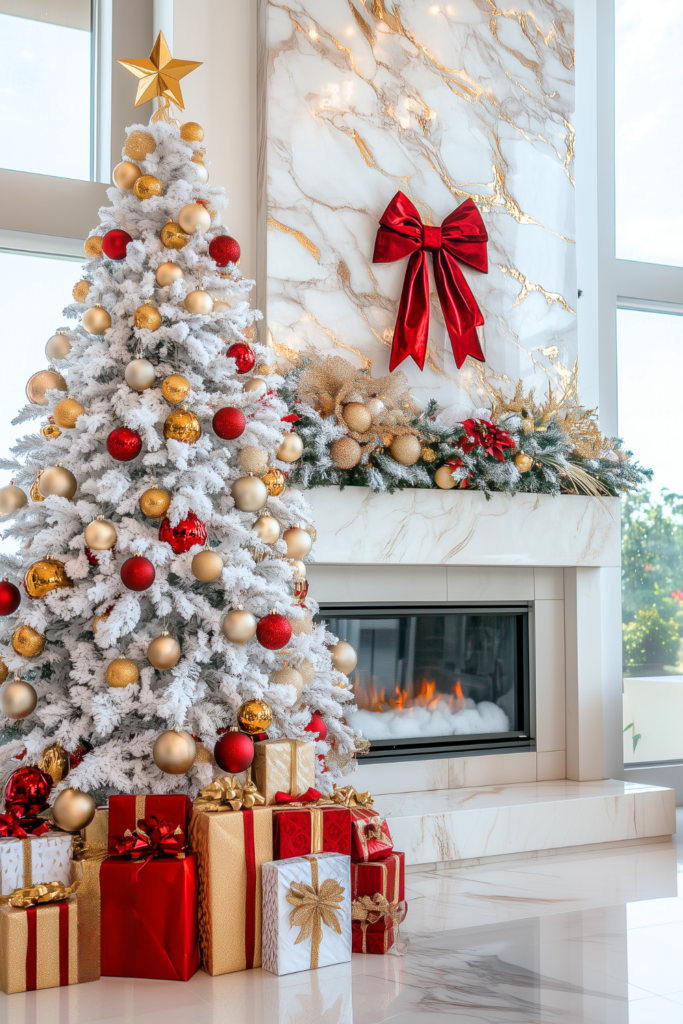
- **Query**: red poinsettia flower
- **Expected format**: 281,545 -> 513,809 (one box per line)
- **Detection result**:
458,419 -> 516,462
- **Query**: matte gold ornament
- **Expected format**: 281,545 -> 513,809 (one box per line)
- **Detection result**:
515,452 -> 534,473
191,547 -> 224,582
289,614 -> 313,636
52,788 -> 96,832
329,640 -> 357,674
160,220 -> 189,250
84,235 -> 103,258
243,378 -> 266,394
342,402 -> 372,433
164,407 -> 201,444
0,483 -> 27,515
0,661 -> 8,684
140,486 -> 171,518
270,665 -> 304,699
24,558 -> 73,598
222,605 -> 257,644
290,559 -> 306,579
330,437 -> 362,469
12,625 -> 46,657
125,357 -> 156,391
231,475 -> 268,512
161,373 -> 190,403
262,468 -> 286,498
180,121 -> 204,141
155,261 -> 183,287
106,656 -> 139,688
41,423 -> 62,439
239,446 -> 269,475
434,465 -> 457,490
72,281 -> 90,303
152,728 -> 196,775
39,465 -> 77,500
237,699 -> 272,735
133,174 -> 163,200
82,304 -> 111,334
253,512 -> 280,544
390,434 -> 422,466
38,743 -> 71,785
366,397 -> 384,418
178,203 -> 211,234
45,329 -> 71,361
193,162 -> 209,184
30,474 -> 44,503
124,130 -> 156,160
1,677 -> 37,719
26,370 -> 67,406
118,32 -> 202,112
112,160 -> 141,190
53,397 -> 84,428
147,630 -> 181,670
299,659 -> 315,685
283,527 -> 312,560
84,516 -> 117,551
276,433 -> 303,463
134,304 -> 162,331
184,287 -> 213,314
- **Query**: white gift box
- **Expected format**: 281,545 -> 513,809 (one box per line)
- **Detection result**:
262,852 -> 352,976
0,832 -> 73,895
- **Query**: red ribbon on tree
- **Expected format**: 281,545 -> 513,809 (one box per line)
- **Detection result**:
373,192 -> 488,372
0,809 -> 50,838
458,419 -> 515,462
115,816 -> 186,861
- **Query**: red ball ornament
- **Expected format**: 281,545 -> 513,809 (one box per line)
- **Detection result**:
209,235 -> 241,267
304,711 -> 327,742
212,407 -> 246,440
214,728 -> 255,774
256,611 -> 292,650
120,554 -> 155,591
226,342 -> 255,375
107,426 -> 142,461
0,579 -> 20,616
101,229 -> 133,261
4,766 -> 53,817
159,511 -> 208,554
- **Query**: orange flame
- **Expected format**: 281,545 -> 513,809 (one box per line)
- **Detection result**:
353,675 -> 468,713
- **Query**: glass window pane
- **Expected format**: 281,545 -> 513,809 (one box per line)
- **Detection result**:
0,1 -> 92,180
618,309 -> 683,764
615,0 -> 683,266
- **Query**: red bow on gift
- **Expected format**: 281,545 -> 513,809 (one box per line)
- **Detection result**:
115,816 -> 186,861
458,419 -> 515,462
274,788 -> 322,805
0,809 -> 50,839
373,192 -> 488,372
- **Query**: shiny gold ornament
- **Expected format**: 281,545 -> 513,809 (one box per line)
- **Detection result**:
0,483 -> 27,515
243,378 -> 265,394
1,677 -> 37,719
434,465 -> 457,490
118,32 -> 202,111
52,788 -> 96,832
147,630 -> 181,670
39,465 -> 77,500
184,287 -> 213,314
41,423 -> 62,440
45,329 -> 71,361
112,160 -> 141,190
193,161 -> 209,185
390,434 -> 422,466
125,357 -> 156,391
515,452 -> 534,473
152,727 -> 196,775
270,665 -> 304,700
160,220 -> 189,250
239,446 -> 269,475
222,606 -> 257,644
299,658 -> 315,685
82,304 -> 111,334
277,433 -> 303,463
124,130 -> 156,159
329,640 -> 357,675
53,397 -> 84,428
72,281 -> 90,303
106,656 -> 139,688
181,121 -> 204,142
161,373 -> 190,403
420,447 -> 437,463
134,304 -> 162,331
0,661 -> 9,684
191,547 -> 224,582
163,406 -> 201,444
253,512 -> 280,544
231,475 -> 268,513
24,557 -> 73,599
133,174 -> 163,200
178,202 -> 211,234
156,261 -> 183,287
12,624 -> 45,658
330,437 -> 361,469
283,527 -> 312,560
26,369 -> 67,406
30,474 -> 44,503
84,516 -> 117,551
261,468 -> 286,498
237,699 -> 272,735
39,743 -> 71,785
84,235 -> 103,258
289,614 -> 313,636
342,402 -> 372,433
140,486 -> 171,518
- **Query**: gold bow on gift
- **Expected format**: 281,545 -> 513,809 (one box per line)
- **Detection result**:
351,893 -> 408,955
286,857 -> 345,969
0,881 -> 79,908
332,786 -> 374,809
195,777 -> 265,813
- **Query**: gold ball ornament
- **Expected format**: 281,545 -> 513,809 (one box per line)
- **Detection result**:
191,548 -> 224,582
0,484 -> 27,515
178,203 -> 211,234
30,475 -> 44,503
53,397 -> 84,428
343,402 -> 372,433
160,221 -> 189,250
112,160 -> 141,190
106,656 -> 139,688
329,640 -> 358,675
124,130 -> 156,160
253,512 -> 280,544
12,625 -> 45,658
140,486 -> 171,518
434,464 -> 457,489
45,329 -> 71,361
41,423 -> 62,440
515,452 -> 534,473
84,236 -> 103,258
299,658 -> 315,685
26,370 -> 67,406
184,287 -> 214,315
243,378 -> 266,394
222,607 -> 257,644
38,743 -> 71,785
134,304 -> 162,331
125,357 -> 156,391
330,437 -> 362,469
156,261 -> 183,287
24,558 -> 73,599
262,468 -> 286,498
1,678 -> 37,719
82,304 -> 111,335
161,374 -> 190,403
239,446 -> 269,475
231,475 -> 268,513
52,788 -> 96,832
147,631 -> 181,670
277,433 -> 304,463
72,281 -> 90,303
39,465 -> 77,500
289,613 -> 313,636
180,122 -> 205,142
153,728 -> 196,775
0,661 -> 8,684
133,174 -> 163,200
237,699 -> 272,735
390,434 -> 422,466
193,162 -> 209,185
366,397 -> 385,418
283,527 -> 312,560
163,407 -> 201,444
270,665 -> 305,700
290,559 -> 307,579
84,516 -> 117,551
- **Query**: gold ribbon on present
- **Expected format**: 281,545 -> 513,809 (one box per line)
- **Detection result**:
194,777 -> 266,814
71,837 -> 108,862
351,893 -> 407,955
332,786 -> 374,808
0,880 -> 79,908
286,856 -> 345,969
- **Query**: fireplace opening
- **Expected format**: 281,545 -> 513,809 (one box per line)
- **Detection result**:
320,604 -> 532,763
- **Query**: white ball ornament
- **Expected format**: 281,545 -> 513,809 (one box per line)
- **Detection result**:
125,358 -> 156,391
45,329 -> 71,361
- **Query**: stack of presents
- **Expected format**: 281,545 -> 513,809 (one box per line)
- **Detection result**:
0,737 -> 407,992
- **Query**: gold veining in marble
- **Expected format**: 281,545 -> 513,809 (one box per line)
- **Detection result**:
497,265 -> 576,314
267,218 -> 321,261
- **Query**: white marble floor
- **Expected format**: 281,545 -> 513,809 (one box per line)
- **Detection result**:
2,811 -> 682,1023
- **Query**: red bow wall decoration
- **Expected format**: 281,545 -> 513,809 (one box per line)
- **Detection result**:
373,192 -> 488,372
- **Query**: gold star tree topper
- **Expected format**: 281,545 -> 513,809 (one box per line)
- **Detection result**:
118,31 -> 201,111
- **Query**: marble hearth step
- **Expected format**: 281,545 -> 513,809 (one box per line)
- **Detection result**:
373,779 -> 675,868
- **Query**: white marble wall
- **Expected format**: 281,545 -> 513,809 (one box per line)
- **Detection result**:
264,0 -> 576,409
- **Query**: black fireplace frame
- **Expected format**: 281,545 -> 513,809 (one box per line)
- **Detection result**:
318,602 -> 535,765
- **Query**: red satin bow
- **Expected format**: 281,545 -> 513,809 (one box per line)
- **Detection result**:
373,191 -> 488,372
115,816 -> 186,860
0,809 -> 50,839
274,788 -> 322,805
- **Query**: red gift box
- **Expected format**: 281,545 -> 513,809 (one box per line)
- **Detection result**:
352,851 -> 405,904
351,807 -> 394,862
273,806 -> 352,859
107,795 -> 192,853
100,853 -> 200,981
352,917 -> 395,954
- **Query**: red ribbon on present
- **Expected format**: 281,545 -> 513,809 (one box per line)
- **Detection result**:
0,809 -> 50,839
373,191 -> 488,372
274,788 -> 322,806
458,419 -> 515,462
115,815 -> 186,861
25,902 -> 70,990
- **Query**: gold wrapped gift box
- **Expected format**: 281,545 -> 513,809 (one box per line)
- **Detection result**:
252,738 -> 316,805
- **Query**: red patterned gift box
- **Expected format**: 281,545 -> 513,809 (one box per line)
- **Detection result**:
352,917 -> 395,954
107,794 -> 192,853
351,807 -> 394,862
273,805 -> 352,859
352,851 -> 405,904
